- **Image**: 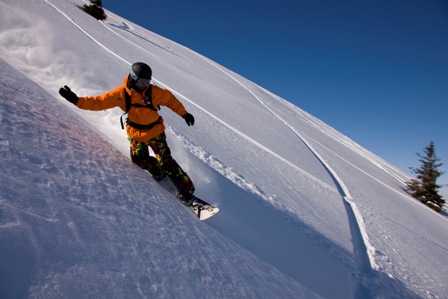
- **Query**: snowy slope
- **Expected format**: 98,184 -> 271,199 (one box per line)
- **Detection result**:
1,0 -> 447,298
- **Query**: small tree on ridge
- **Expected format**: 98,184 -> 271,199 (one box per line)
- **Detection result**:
406,141 -> 445,212
83,0 -> 107,21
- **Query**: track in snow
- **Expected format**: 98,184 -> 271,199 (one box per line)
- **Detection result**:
193,39 -> 381,290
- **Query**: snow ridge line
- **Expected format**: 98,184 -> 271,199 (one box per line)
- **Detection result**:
285,101 -> 411,185
298,130 -> 416,201
44,0 -> 129,66
103,12 -> 179,57
204,61 -> 380,274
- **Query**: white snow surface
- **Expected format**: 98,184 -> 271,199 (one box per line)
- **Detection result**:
0,0 -> 447,298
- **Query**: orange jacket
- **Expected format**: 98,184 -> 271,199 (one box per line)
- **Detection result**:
76,77 -> 187,142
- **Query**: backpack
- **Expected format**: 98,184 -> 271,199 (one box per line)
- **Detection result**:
120,85 -> 160,130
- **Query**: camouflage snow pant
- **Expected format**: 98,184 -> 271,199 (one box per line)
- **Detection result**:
129,132 -> 195,196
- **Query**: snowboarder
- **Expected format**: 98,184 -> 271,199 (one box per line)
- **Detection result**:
59,62 -> 196,202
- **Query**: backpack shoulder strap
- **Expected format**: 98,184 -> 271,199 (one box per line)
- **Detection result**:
145,85 -> 160,112
120,89 -> 132,129
124,89 -> 132,113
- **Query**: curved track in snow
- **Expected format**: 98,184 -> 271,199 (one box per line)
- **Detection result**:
199,58 -> 380,287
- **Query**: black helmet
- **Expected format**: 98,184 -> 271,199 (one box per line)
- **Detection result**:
128,62 -> 152,90
130,62 -> 152,80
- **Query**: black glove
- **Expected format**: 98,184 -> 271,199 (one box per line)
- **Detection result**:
59,85 -> 79,105
183,113 -> 195,126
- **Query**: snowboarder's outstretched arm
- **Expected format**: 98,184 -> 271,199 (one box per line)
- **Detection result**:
59,85 -> 126,111
59,84 -> 192,125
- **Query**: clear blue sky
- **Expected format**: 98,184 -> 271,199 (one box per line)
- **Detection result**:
104,0 -> 448,188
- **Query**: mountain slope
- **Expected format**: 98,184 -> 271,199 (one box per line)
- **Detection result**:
1,0 -> 447,298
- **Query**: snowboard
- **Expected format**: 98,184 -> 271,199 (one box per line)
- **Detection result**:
158,177 -> 219,221
182,196 -> 220,221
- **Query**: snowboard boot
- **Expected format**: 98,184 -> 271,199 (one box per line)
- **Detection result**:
176,191 -> 197,206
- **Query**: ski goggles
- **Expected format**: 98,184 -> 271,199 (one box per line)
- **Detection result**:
129,69 -> 150,88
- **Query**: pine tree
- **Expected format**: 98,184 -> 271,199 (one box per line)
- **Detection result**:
406,141 -> 445,212
82,0 -> 107,21
91,0 -> 103,6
